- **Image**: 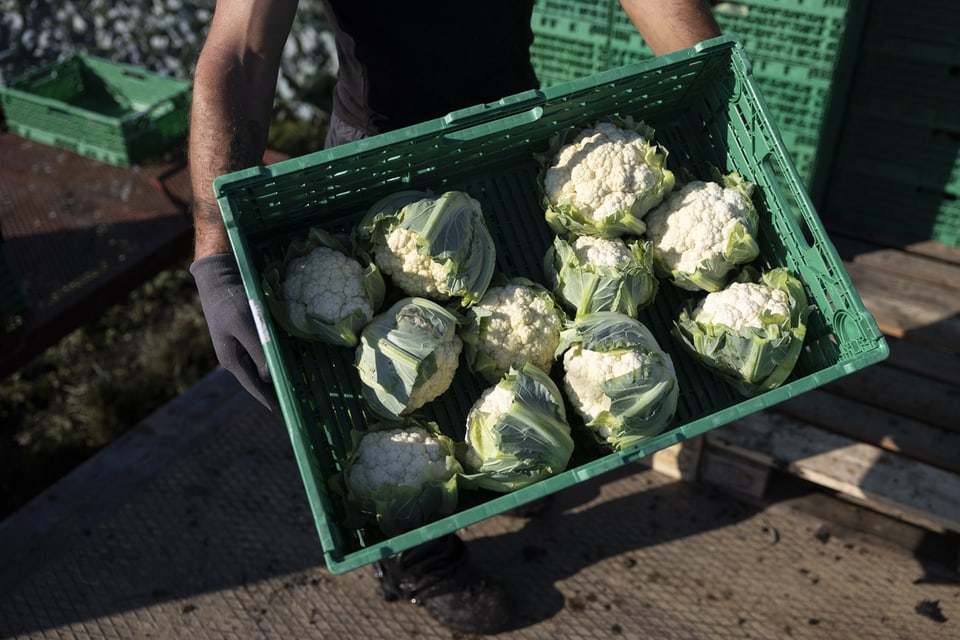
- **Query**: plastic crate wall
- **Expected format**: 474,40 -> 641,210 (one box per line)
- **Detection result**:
821,0 -> 960,245
0,55 -> 191,166
531,0 -> 869,207
214,38 -> 887,575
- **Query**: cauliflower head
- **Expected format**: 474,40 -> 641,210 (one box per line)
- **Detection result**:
375,227 -> 454,301
645,173 -> 760,292
563,347 -> 648,426
357,190 -> 496,305
571,234 -> 633,268
402,304 -> 464,413
692,281 -> 792,331
262,228 -> 385,347
460,364 -> 574,492
463,279 -> 565,384
344,423 -> 462,536
557,312 -> 679,450
542,117 -> 675,238
356,297 -> 464,419
284,246 -> 374,327
544,234 -> 658,318
673,267 -> 811,397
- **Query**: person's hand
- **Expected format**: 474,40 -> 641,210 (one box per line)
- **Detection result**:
190,253 -> 280,412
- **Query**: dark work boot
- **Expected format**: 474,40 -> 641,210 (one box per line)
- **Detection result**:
373,533 -> 511,634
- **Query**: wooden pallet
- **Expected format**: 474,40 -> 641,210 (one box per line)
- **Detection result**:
649,225 -> 960,535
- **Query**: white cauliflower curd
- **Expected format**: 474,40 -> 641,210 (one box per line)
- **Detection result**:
645,173 -> 760,292
284,246 -> 374,327
463,279 -> 566,384
692,281 -> 792,331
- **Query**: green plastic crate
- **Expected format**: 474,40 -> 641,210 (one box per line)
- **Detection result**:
214,36 -> 888,575
0,54 -> 192,166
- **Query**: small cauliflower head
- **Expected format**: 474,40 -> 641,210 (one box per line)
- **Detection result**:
542,117 -> 675,238
673,267 -> 811,397
344,422 -> 462,536
357,190 -> 496,305
557,312 -> 679,450
356,297 -> 463,419
544,234 -> 658,318
645,172 -> 760,292
284,247 -> 374,326
262,228 -> 385,347
463,278 -> 566,384
460,364 -> 574,492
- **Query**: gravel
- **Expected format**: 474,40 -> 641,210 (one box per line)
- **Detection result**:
0,0 -> 337,116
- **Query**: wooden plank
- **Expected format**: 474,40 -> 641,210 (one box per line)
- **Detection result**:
650,438 -> 703,482
699,444 -> 770,498
832,236 -> 960,290
706,412 -> 960,533
826,222 -> 960,265
774,390 -> 960,473
884,337 -> 960,386
822,363 -> 959,434
843,261 -> 960,350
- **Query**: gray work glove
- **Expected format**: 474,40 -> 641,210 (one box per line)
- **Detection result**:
190,253 -> 279,412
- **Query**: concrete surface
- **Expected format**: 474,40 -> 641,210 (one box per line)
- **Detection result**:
1,368 -> 957,639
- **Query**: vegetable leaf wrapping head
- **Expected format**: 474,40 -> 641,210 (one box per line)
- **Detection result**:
557,312 -> 679,450
458,363 -> 575,492
672,267 -> 812,396
544,234 -> 658,318
355,297 -> 463,419
356,190 -> 496,306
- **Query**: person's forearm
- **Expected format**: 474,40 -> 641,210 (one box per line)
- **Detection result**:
190,53 -> 272,258
619,0 -> 721,56
189,0 -> 298,260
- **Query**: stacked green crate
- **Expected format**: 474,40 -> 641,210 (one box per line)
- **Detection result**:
822,0 -> 960,245
529,0 -> 614,87
0,54 -> 191,166
603,0 -> 870,206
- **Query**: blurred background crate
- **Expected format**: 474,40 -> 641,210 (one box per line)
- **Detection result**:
0,54 -> 191,166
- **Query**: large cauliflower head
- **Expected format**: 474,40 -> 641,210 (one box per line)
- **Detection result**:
343,423 -> 462,536
346,426 -> 458,494
543,119 -> 674,238
692,281 -> 792,331
562,346 -> 649,434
